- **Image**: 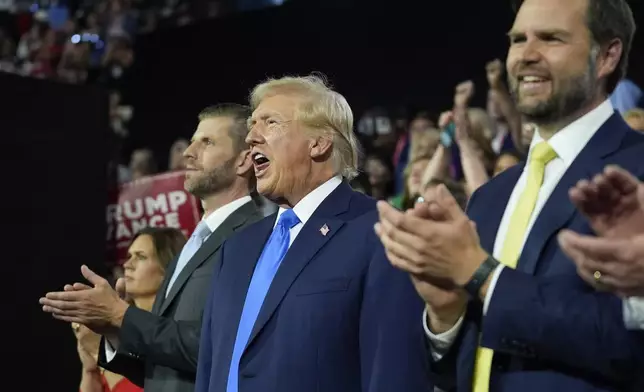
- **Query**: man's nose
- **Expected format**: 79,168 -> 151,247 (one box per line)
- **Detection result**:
245,127 -> 264,145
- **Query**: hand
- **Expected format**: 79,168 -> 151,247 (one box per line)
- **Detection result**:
406,190 -> 469,333
72,323 -> 100,371
454,81 -> 475,108
438,111 -> 454,129
559,231 -> 644,297
375,184 -> 488,289
40,265 -> 129,335
569,165 -> 644,238
485,59 -> 504,90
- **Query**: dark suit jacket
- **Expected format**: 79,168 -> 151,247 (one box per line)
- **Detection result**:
195,182 -> 431,392
98,201 -> 263,392
430,112 -> 644,392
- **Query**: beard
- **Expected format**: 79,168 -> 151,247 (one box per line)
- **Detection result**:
509,55 -> 598,126
184,156 -> 237,199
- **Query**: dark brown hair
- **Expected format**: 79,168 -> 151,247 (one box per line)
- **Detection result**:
512,0 -> 636,93
198,103 -> 252,153
131,227 -> 187,270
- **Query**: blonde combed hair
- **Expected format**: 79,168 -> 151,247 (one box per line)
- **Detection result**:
249,74 -> 360,180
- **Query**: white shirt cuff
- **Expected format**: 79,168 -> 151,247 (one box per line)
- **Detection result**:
483,265 -> 505,315
104,337 -> 120,363
422,308 -> 465,361
623,297 -> 644,330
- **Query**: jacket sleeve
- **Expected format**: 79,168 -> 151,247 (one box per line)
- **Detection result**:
111,306 -> 203,373
482,268 -> 644,381
97,336 -> 146,387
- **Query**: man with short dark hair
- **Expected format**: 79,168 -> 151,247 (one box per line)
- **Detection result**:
376,0 -> 644,391
41,103 -> 264,392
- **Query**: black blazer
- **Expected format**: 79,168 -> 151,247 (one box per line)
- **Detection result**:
99,200 -> 264,392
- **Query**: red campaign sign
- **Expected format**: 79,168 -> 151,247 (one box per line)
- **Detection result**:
106,171 -> 201,264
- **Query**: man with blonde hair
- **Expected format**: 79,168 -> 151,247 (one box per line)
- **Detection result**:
195,75 -> 429,392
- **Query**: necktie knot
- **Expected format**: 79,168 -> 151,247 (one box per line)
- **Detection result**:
192,221 -> 211,242
277,209 -> 300,230
530,142 -> 557,167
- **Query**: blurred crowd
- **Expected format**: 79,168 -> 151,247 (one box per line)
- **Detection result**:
353,64 -> 644,213
1,1 -> 641,198
0,0 -> 286,171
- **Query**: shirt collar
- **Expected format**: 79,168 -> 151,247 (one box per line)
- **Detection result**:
529,99 -> 614,167
202,195 -> 253,233
275,176 -> 343,226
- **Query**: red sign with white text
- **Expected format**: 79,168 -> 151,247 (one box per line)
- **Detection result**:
106,171 -> 201,264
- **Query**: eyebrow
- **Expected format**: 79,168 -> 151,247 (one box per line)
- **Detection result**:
507,28 -> 572,39
247,111 -> 284,127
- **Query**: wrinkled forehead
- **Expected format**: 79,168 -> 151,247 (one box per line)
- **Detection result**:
251,93 -> 305,120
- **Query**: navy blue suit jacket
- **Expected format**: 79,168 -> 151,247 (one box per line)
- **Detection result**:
195,182 -> 430,392
430,112 -> 644,392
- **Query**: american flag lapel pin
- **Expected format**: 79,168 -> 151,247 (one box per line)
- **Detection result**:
320,224 -> 329,236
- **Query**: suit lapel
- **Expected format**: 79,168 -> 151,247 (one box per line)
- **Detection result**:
159,201 -> 259,315
517,113 -> 629,275
244,182 -> 353,352
152,255 -> 177,314
473,167 -> 522,253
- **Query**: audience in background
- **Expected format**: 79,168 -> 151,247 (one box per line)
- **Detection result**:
128,148 -> 157,180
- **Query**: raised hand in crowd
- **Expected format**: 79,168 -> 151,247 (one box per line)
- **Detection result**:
559,166 -> 644,296
453,80 -> 474,109
40,265 -> 129,336
485,59 -> 504,91
485,58 -> 526,154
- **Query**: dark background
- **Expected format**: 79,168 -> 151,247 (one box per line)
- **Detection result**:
126,0 -> 644,169
0,72 -> 108,389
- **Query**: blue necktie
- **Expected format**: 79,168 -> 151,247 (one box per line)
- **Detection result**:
165,220 -> 211,297
226,209 -> 300,392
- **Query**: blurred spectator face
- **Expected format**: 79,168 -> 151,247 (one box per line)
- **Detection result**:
169,138 -> 189,171
624,109 -> 644,132
410,131 -> 440,162
365,156 -> 391,189
407,158 -> 430,197
129,148 -> 157,179
183,116 -> 239,198
409,115 -> 435,134
507,0 -> 600,124
494,153 -> 521,176
123,234 -> 165,298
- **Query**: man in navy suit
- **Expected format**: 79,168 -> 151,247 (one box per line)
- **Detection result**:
194,75 -> 429,392
376,0 -> 644,391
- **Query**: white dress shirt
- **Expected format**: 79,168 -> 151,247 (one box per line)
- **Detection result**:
273,175 -> 343,246
424,99 -> 618,360
105,195 -> 253,362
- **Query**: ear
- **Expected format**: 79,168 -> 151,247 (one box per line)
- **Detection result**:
235,149 -> 253,176
596,38 -> 622,82
309,134 -> 334,159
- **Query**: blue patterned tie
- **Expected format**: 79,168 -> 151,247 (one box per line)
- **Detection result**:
226,209 -> 300,392
165,220 -> 211,297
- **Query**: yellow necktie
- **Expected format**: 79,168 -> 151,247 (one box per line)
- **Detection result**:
472,142 -> 557,392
